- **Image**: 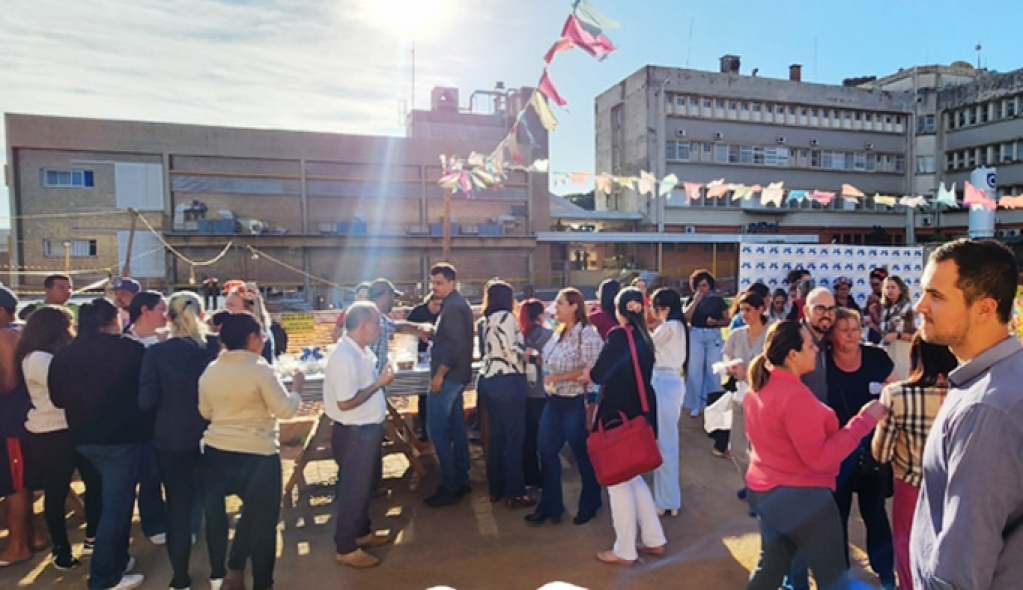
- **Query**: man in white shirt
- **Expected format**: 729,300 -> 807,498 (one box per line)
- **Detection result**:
324,302 -> 395,569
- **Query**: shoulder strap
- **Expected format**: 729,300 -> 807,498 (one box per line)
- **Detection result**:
625,327 -> 650,413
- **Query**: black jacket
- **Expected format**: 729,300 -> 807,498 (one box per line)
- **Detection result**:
50,333 -> 148,446
590,326 -> 657,436
139,335 -> 220,451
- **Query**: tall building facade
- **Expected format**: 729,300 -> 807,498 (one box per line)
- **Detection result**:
4,85 -> 550,301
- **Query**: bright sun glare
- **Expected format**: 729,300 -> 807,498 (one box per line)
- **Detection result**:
364,0 -> 452,39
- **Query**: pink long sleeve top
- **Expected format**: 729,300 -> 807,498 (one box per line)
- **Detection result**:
744,368 -> 878,492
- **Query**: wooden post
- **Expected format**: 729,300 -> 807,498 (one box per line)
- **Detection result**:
121,208 -> 138,277
442,187 -> 452,262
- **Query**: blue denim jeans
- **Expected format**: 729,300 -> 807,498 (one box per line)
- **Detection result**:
331,423 -> 384,554
684,327 -> 723,411
478,373 -> 528,499
137,441 -> 167,538
77,443 -> 141,590
426,378 -> 471,492
537,395 -> 601,517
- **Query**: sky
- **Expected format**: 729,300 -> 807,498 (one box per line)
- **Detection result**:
3,0 -> 1023,228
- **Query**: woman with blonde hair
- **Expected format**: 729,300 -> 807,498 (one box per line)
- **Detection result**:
139,292 -> 221,590
879,276 -> 915,380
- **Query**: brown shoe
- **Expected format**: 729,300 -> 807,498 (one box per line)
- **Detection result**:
221,569 -> 247,590
336,549 -> 380,569
357,532 -> 391,549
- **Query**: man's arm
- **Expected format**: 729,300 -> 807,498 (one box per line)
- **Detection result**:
917,405 -> 1023,589
0,329 -> 19,394
339,366 -> 395,411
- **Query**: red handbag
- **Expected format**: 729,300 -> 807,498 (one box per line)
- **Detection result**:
586,327 -> 662,487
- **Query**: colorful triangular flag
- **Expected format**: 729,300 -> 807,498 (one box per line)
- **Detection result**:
761,182 -> 785,207
529,92 -> 558,131
538,69 -> 569,109
658,174 -> 678,197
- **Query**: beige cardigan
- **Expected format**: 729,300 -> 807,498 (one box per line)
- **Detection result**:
199,350 -> 300,456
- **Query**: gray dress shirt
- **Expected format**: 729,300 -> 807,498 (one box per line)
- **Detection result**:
911,337 -> 1023,589
430,290 -> 474,385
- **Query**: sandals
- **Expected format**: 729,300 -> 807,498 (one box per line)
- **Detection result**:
637,544 -> 666,556
596,551 -> 635,566
505,496 -> 536,508
711,448 -> 733,459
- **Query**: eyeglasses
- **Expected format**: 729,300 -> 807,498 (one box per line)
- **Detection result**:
812,305 -> 838,315
870,281 -> 881,287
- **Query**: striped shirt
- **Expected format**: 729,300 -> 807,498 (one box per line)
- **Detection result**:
543,323 -> 602,398
478,311 -> 525,378
370,314 -> 395,375
872,382 -> 948,487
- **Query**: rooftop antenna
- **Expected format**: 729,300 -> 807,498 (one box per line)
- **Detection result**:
685,17 -> 694,68
975,42 -> 982,69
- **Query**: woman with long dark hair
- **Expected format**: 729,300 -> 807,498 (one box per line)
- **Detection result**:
139,292 -> 220,590
588,287 -> 666,565
744,321 -> 884,590
19,305 -> 101,571
517,299 -> 554,490
476,280 -> 532,507
871,336 -> 957,590
199,312 -> 303,590
648,288 -> 688,517
588,279 -> 620,340
525,288 -> 603,526
125,291 -> 167,346
879,275 -> 916,380
49,298 -> 148,589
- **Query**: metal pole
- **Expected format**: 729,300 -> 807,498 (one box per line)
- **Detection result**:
442,187 -> 452,261
657,76 -> 669,276
122,208 -> 138,276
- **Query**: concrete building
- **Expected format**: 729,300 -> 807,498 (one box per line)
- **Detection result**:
3,85 -> 550,302
590,58 -> 1023,288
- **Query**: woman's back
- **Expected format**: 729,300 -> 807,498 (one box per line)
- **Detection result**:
591,326 -> 656,433
140,335 -> 220,452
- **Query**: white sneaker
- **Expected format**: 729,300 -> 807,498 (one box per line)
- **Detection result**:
105,573 -> 145,589
149,533 -> 167,545
209,579 -> 223,590
81,539 -> 95,555
124,556 -> 135,574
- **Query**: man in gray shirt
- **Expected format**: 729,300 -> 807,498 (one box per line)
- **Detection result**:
419,263 -> 474,507
911,238 -> 1023,589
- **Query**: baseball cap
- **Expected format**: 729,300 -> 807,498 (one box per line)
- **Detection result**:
0,287 -> 18,313
112,277 -> 141,293
368,278 -> 404,299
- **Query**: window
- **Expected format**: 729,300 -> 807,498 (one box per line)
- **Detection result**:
776,105 -> 784,114
704,98 -> 712,108
752,103 -> 761,112
916,156 -> 935,173
715,99 -> 725,109
866,153 -> 876,171
1008,97 -> 1017,118
854,153 -> 867,170
728,144 -> 740,163
810,150 -> 821,168
42,169 -> 94,188
715,144 -> 729,163
917,114 -> 936,133
676,96 -> 685,107
854,112 -> 861,121
753,146 -> 765,165
843,111 -> 851,120
895,155 -> 906,173
800,107 -> 807,116
43,239 -> 97,258
969,108 -> 977,125
728,101 -> 737,110
832,152 -> 845,169
690,97 -> 698,107
797,149 -> 809,167
739,145 -> 753,164
810,108 -> 818,118
958,111 -> 966,127
665,141 -> 676,160
741,102 -> 749,111
981,103 -> 990,123
1003,142 -> 1017,162
677,142 -> 690,161
822,151 -> 833,169
788,106 -> 796,115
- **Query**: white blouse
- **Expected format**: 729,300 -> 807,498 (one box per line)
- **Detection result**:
23,351 -> 69,434
651,320 -> 687,372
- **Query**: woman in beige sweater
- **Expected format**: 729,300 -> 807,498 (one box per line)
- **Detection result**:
198,312 -> 303,590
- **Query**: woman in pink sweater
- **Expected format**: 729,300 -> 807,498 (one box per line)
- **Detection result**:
743,321 -> 884,590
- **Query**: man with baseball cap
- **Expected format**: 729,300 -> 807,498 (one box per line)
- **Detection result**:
111,277 -> 141,310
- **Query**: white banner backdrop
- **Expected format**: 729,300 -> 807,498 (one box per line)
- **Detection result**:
738,244 -> 926,305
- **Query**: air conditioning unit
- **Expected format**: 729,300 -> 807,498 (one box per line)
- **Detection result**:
810,138 -> 820,146
684,225 -> 697,234
864,142 -> 874,150
676,129 -> 687,137
714,132 -> 725,140
776,136 -> 787,144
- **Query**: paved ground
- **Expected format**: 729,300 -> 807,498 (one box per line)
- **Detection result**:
0,417 -> 886,589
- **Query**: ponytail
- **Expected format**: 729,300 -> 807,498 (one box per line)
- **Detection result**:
749,354 -> 771,392
167,291 -> 208,346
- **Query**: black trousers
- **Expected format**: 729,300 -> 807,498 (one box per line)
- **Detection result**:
24,429 -> 102,559
523,397 -> 546,488
201,447 -> 282,590
833,455 -> 895,586
156,449 -> 204,589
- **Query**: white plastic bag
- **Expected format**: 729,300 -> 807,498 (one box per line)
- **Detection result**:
704,391 -> 734,433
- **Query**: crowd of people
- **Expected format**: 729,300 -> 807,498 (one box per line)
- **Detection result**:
0,237 -> 1021,590
0,275 -> 301,589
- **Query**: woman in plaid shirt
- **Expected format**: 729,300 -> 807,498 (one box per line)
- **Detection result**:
525,288 -> 604,526
871,336 -> 957,590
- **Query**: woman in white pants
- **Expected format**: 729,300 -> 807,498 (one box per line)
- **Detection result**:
649,288 -> 689,516
587,288 -> 666,565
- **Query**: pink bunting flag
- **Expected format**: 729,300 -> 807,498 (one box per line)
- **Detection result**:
999,195 -> 1023,209
706,179 -> 730,199
560,15 -> 617,61
568,171 -> 592,186
538,69 -> 569,109
544,38 -> 575,64
964,181 -> 997,210
683,182 -> 702,202
595,174 -> 613,195
809,190 -> 836,206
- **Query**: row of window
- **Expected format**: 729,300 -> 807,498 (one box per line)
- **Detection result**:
665,141 -> 906,173
42,239 -> 97,258
665,94 -> 906,133
944,141 -> 1023,171
675,188 -> 900,212
947,97 -> 1019,129
41,169 -> 94,188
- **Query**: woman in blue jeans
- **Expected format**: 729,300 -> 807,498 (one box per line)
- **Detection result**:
524,288 -> 604,525
683,270 -> 729,418
476,280 -> 533,507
